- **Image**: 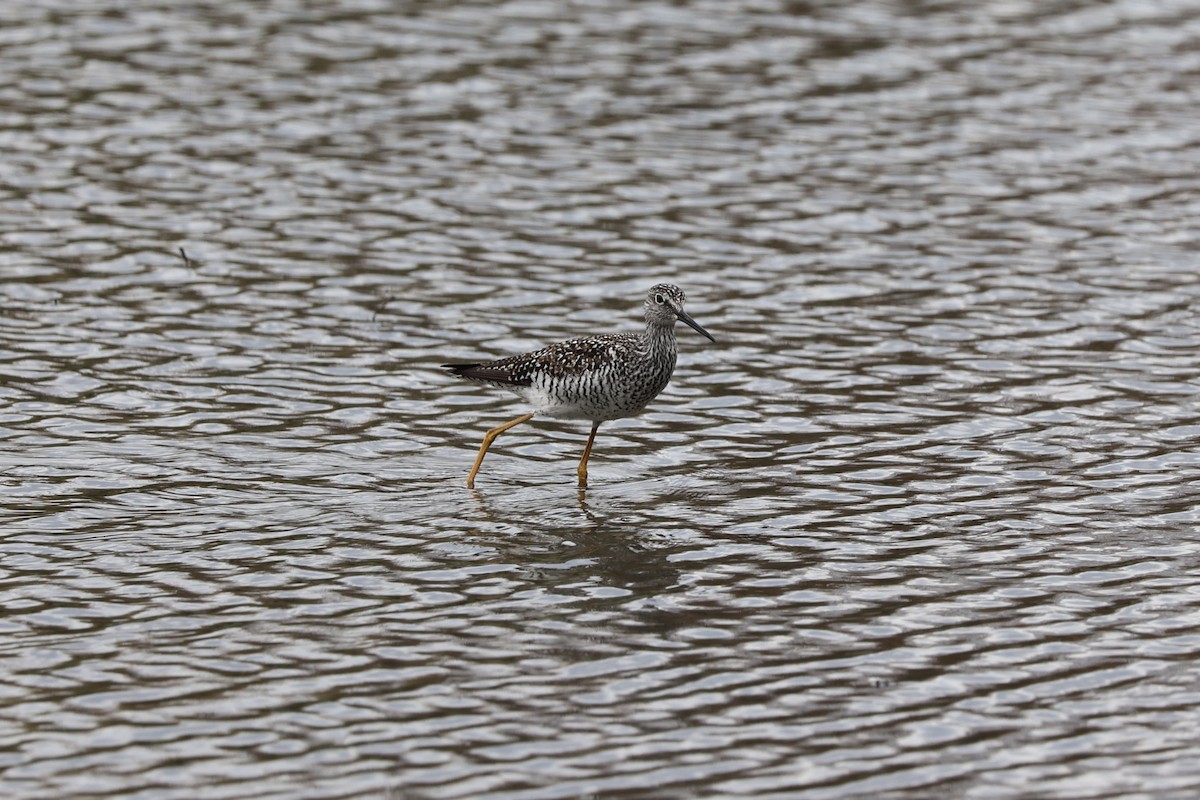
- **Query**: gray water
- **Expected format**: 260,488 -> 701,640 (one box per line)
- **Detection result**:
4,1 -> 1200,798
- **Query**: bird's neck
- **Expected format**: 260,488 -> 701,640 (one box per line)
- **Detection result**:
642,321 -> 678,356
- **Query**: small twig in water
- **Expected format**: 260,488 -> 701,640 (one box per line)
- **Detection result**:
177,247 -> 197,270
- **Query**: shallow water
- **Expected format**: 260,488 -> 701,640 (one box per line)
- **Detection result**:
3,1 -> 1200,798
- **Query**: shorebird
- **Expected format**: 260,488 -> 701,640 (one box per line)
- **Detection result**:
443,283 -> 715,488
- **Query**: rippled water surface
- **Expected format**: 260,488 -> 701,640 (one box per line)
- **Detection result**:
4,0 -> 1200,798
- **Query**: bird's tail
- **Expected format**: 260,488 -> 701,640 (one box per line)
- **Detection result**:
442,363 -> 526,385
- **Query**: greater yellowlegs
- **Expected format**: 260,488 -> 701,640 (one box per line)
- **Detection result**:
443,283 -> 715,488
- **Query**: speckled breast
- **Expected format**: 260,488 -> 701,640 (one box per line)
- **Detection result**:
532,352 -> 676,421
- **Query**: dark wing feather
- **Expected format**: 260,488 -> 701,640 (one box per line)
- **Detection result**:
443,333 -> 637,387
441,362 -> 532,386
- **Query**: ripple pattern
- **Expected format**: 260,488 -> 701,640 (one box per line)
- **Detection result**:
3,1 -> 1200,799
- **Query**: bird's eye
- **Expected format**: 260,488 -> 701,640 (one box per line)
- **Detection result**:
655,293 -> 666,305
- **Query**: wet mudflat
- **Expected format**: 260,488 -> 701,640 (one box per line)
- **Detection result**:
3,1 -> 1200,798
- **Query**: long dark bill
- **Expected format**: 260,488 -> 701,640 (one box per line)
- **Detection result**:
677,309 -> 715,342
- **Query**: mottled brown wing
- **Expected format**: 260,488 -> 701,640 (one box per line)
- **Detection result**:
443,333 -> 636,387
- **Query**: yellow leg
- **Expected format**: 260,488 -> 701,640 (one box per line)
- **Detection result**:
577,421 -> 601,488
466,413 -> 535,489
